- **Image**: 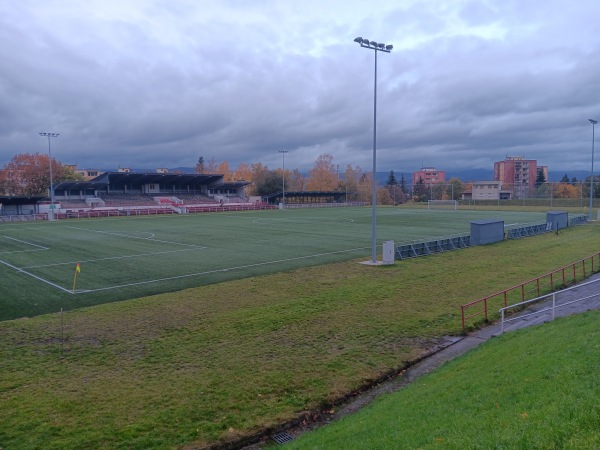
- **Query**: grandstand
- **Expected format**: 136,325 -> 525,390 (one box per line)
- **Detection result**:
0,172 -> 361,220
45,171 -> 260,217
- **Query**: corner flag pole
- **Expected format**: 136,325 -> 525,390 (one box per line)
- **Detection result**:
72,262 -> 81,293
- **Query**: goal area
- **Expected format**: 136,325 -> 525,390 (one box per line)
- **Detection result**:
428,200 -> 458,210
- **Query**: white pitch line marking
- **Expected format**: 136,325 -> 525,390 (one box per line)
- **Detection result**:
0,258 -> 74,294
64,226 -> 203,248
22,246 -> 208,269
76,245 -> 371,294
3,236 -> 49,249
0,236 -> 50,254
0,248 -> 48,255
251,218 -> 355,224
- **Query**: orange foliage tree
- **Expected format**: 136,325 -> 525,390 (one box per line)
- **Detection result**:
287,169 -> 306,191
553,182 -> 580,198
306,153 -> 339,191
342,165 -> 364,202
232,163 -> 253,182
0,152 -> 82,196
217,161 -> 233,181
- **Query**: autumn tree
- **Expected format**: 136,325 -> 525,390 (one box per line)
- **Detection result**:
0,152 -> 82,196
446,177 -> 464,200
232,163 -> 253,182
385,170 -> 405,205
205,156 -> 218,173
412,177 -> 428,202
217,161 -> 232,181
377,186 -> 393,205
195,156 -> 205,173
342,165 -> 363,202
358,172 -> 373,203
582,175 -> 600,199
195,156 -> 219,174
244,163 -> 270,196
431,183 -> 445,200
254,170 -> 283,196
554,183 -> 580,199
287,169 -> 306,192
307,153 -> 339,191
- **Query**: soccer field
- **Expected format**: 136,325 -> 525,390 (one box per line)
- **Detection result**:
0,207 -> 547,320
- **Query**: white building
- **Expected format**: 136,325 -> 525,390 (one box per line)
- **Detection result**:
471,181 -> 512,200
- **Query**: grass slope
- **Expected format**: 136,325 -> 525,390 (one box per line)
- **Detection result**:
0,224 -> 598,448
289,311 -> 600,450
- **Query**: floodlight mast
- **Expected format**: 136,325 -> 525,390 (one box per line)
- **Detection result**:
354,37 -> 392,264
39,132 -> 60,221
590,119 -> 598,220
279,150 -> 288,207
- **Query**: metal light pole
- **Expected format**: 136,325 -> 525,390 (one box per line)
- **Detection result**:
39,132 -> 59,220
589,119 -> 597,221
279,150 -> 288,208
354,37 -> 392,264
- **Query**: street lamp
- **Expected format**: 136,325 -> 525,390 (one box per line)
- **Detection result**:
354,37 -> 393,264
279,150 -> 288,208
589,119 -> 597,220
39,132 -> 59,220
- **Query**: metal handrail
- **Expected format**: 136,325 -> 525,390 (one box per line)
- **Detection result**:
461,251 -> 600,332
500,278 -> 600,333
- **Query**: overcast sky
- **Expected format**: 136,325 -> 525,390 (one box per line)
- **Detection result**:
2,0 -> 600,177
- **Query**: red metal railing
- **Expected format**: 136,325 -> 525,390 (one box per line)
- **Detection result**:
461,252 -> 600,332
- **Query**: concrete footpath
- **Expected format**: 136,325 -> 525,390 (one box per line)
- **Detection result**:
247,272 -> 600,448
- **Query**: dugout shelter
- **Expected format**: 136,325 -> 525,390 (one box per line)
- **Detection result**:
0,196 -> 46,215
263,191 -> 346,205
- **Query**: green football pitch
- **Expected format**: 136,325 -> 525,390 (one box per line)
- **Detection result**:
0,207 -> 547,320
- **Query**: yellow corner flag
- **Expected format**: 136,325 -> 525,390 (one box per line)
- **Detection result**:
73,262 -> 81,293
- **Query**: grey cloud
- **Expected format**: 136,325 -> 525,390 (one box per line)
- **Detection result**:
1,1 -> 600,178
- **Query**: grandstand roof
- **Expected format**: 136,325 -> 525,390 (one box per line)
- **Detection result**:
54,172 -> 251,191
53,181 -> 107,191
91,172 -> 225,186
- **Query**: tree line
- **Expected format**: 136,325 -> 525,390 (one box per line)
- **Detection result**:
197,153 -> 415,204
2,152 -> 599,202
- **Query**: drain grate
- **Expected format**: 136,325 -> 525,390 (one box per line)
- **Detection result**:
271,431 -> 294,445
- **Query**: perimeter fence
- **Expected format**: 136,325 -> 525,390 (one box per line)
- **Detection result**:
461,252 -> 600,332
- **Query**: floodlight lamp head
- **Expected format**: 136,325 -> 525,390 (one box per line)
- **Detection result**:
377,43 -> 385,49
590,119 -> 598,125
386,44 -> 393,51
354,37 -> 363,43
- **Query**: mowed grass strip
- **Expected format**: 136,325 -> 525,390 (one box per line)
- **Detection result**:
289,311 -> 600,450
0,224 -> 598,449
